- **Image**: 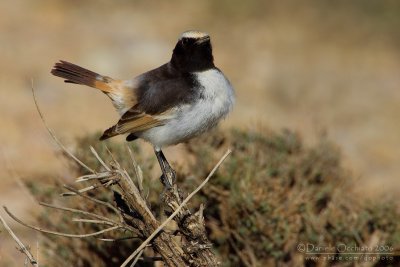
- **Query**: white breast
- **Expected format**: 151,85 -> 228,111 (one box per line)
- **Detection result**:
195,68 -> 235,123
139,68 -> 235,148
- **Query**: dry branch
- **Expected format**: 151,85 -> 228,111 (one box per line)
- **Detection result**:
3,82 -> 230,266
0,213 -> 38,266
121,149 -> 231,267
4,143 -> 229,266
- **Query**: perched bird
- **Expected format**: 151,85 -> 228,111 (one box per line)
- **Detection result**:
51,30 -> 235,185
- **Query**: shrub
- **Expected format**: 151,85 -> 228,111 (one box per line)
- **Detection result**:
26,128 -> 399,266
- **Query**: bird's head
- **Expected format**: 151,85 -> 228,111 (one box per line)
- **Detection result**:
171,30 -> 214,72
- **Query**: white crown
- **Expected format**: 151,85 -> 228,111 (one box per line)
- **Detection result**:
180,30 -> 209,39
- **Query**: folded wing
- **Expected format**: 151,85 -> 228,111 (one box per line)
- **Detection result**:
99,107 -> 168,140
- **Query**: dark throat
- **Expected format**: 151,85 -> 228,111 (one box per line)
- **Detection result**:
171,41 -> 215,73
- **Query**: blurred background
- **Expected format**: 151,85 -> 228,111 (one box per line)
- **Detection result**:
0,0 -> 399,265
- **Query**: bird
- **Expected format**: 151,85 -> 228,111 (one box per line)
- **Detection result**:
51,30 -> 235,186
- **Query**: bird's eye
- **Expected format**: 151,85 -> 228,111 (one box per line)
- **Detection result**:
182,38 -> 195,46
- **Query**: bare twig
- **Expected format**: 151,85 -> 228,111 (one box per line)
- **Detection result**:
38,202 -> 116,225
99,236 -> 139,242
62,185 -> 124,222
72,218 -> 115,226
60,184 -> 102,196
75,172 -> 113,182
0,213 -> 38,266
126,144 -> 144,194
31,79 -> 95,173
130,249 -> 144,267
4,206 -> 120,238
105,145 -> 119,165
90,146 -> 111,171
121,149 -> 232,267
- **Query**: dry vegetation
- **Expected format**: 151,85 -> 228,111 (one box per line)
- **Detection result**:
1,0 -> 400,266
7,128 -> 398,266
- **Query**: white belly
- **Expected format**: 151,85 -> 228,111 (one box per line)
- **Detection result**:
138,69 -> 235,148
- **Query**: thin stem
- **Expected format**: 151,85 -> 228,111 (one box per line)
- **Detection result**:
4,206 -> 119,238
38,202 -> 113,223
90,146 -> 111,171
0,213 -> 38,266
63,185 -> 124,222
130,249 -> 144,267
31,79 -> 95,174
72,218 -> 115,226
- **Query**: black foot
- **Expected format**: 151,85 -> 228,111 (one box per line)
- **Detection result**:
159,169 -> 176,189
155,148 -> 177,189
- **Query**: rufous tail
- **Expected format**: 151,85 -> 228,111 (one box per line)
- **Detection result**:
51,60 -> 114,93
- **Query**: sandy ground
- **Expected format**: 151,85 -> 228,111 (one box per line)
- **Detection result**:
0,1 -> 399,265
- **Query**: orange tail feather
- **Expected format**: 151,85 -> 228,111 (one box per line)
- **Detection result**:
51,60 -> 114,93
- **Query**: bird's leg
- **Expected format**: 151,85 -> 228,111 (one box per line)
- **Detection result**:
154,148 -> 176,188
